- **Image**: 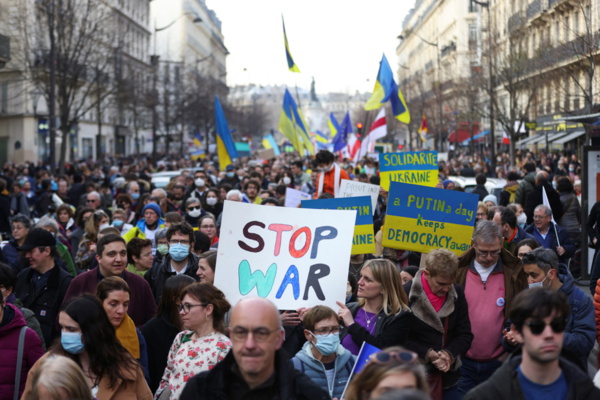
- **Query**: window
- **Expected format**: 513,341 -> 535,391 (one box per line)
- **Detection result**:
564,17 -> 569,41
0,83 -> 7,113
574,12 -> 579,35
468,24 -> 478,51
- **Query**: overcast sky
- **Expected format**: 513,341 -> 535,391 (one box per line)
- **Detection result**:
206,0 -> 411,94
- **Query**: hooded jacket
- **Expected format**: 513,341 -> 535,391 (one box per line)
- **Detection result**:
0,304 -> 44,399
291,341 -> 355,399
464,354 -> 600,400
514,172 -> 536,207
144,252 -> 199,304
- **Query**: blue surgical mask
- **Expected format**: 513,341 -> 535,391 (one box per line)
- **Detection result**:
51,181 -> 58,191
528,273 -> 549,289
112,220 -> 124,228
311,332 -> 340,356
226,172 -> 235,178
61,331 -> 85,354
169,243 -> 189,261
131,192 -> 140,200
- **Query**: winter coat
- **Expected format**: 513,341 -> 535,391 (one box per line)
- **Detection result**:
141,315 -> 181,394
291,342 -> 356,399
524,182 -> 564,225
556,264 -> 596,371
471,185 -> 489,202
179,350 -> 331,400
0,304 -> 44,400
514,172 -> 536,207
499,181 -> 519,206
340,303 -> 410,350
144,253 -> 199,305
122,218 -> 166,244
10,193 -> 30,218
524,222 -> 576,264
63,267 -> 156,327
505,225 -> 536,256
558,192 -> 581,244
21,351 -> 153,400
464,354 -> 600,400
2,238 -> 22,273
404,271 -> 473,388
14,265 -> 73,347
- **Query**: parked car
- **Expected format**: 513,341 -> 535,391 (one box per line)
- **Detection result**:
151,170 -> 186,188
449,177 -> 507,200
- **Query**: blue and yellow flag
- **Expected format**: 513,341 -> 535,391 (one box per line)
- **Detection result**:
327,113 -> 340,139
262,134 -> 281,156
278,89 -> 314,155
214,95 -> 238,171
333,111 -> 352,152
282,16 -> 300,73
315,130 -> 329,143
365,54 -> 410,124
193,133 -> 202,147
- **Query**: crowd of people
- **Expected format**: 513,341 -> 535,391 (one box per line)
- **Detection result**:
0,147 -> 599,400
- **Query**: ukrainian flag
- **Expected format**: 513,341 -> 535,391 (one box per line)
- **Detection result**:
365,54 -> 410,124
282,16 -> 300,73
315,130 -> 329,143
328,113 -> 340,139
193,133 -> 202,147
278,89 -> 314,155
214,95 -> 238,171
262,134 -> 281,156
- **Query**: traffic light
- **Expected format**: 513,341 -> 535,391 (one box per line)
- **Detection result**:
356,122 -> 363,138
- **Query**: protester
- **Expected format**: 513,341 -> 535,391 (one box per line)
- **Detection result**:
404,249 -> 473,400
465,288 -> 600,399
201,188 -> 223,219
112,208 -> 134,235
400,266 -> 419,284
475,202 -> 488,224
24,355 -> 94,400
21,294 -> 153,399
180,297 -> 329,399
471,173 -> 489,201
499,171 -> 520,206
291,305 -> 356,399
313,150 -> 349,198
514,162 -> 537,206
525,204 -> 575,264
514,238 -> 541,259
524,171 -> 564,225
492,206 -> 535,254
183,197 -> 206,229
338,258 -> 411,355
3,214 -> 31,272
126,238 -> 154,277
75,209 -> 109,271
36,215 -> 77,276
123,203 -> 166,250
196,250 -> 217,284
344,347 -> 429,400
156,283 -> 232,399
556,176 -> 581,247
199,215 -> 219,247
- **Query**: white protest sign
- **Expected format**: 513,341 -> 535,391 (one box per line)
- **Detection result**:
338,179 -> 379,215
214,201 -> 356,309
284,187 -> 311,207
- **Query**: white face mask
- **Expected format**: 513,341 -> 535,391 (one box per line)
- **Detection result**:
528,272 -> 549,289
283,177 -> 292,185
323,163 -> 334,173
188,209 -> 202,218
517,213 -> 527,227
206,197 -> 218,206
99,223 -> 110,231
195,178 -> 205,188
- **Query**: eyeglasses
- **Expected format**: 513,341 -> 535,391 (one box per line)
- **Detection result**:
177,303 -> 206,314
201,225 -> 215,229
169,239 -> 190,245
312,326 -> 342,335
476,212 -> 487,217
187,206 -> 201,211
370,349 -> 418,365
87,199 -> 98,203
533,215 -> 549,220
525,318 -> 567,335
229,326 -> 278,342
474,248 -> 502,257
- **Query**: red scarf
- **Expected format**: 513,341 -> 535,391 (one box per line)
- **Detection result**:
421,273 -> 446,312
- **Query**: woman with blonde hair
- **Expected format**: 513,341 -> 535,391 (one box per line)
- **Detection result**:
155,283 -> 232,399
338,258 -> 410,355
26,355 -> 94,400
75,210 -> 109,270
344,347 -> 429,400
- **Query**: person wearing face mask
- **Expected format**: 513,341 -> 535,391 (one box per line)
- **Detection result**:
201,188 -> 223,219
313,150 -> 349,198
111,208 -> 134,236
153,229 -> 169,267
183,198 -> 206,229
219,164 -> 240,188
126,181 -> 142,207
21,294 -> 153,400
185,170 -> 210,202
507,248 -> 595,372
144,223 -> 199,305
291,306 -> 356,400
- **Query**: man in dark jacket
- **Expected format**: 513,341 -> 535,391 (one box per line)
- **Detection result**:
465,288 -> 600,399
525,205 -> 575,264
454,221 -> 528,396
63,234 -> 156,326
492,207 -> 535,255
514,162 -> 536,206
145,223 -> 198,304
404,249 -> 473,397
180,297 -> 330,400
471,173 -> 489,201
0,178 -> 11,235
524,171 -> 563,224
14,228 -> 73,347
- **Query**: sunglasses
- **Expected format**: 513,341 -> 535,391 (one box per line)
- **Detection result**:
370,349 -> 418,365
187,206 -> 200,211
525,318 -> 567,335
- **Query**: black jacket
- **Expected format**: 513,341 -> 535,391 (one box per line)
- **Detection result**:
403,272 -> 473,388
144,253 -> 199,304
471,185 -> 489,201
464,354 -> 600,399
180,350 -> 331,400
14,265 -> 73,347
141,314 -> 181,393
340,302 -> 410,350
524,182 -> 564,225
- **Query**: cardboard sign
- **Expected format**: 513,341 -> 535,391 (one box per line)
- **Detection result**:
214,201 -> 356,309
379,151 -> 438,190
383,182 -> 478,255
284,187 -> 311,207
338,179 -> 380,215
258,148 -> 276,160
302,196 -> 375,255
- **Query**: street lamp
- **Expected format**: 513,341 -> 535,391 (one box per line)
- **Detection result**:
471,0 -> 496,175
398,33 -> 443,152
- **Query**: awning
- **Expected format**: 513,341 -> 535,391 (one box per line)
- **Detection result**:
553,130 -> 586,145
561,113 -> 600,125
515,134 -> 542,146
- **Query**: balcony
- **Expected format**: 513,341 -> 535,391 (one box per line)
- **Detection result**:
526,0 -> 542,20
441,41 -> 456,58
508,12 -> 526,34
0,34 -> 10,68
